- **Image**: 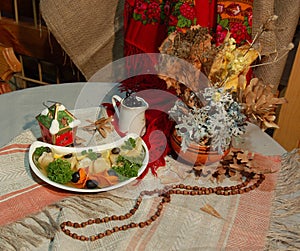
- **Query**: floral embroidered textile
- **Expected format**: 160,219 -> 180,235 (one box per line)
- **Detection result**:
133,0 -> 165,24
216,0 -> 253,46
168,0 -> 197,33
132,0 -> 197,32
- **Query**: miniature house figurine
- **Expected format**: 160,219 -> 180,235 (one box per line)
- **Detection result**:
36,102 -> 80,146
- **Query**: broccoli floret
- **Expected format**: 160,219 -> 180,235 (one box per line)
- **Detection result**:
47,159 -> 73,184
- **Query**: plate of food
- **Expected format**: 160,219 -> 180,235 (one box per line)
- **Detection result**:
29,133 -> 149,192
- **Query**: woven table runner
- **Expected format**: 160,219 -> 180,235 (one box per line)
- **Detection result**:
0,125 -> 299,250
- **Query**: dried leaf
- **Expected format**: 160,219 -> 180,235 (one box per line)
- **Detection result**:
262,120 -> 279,129
229,172 -> 243,182
264,114 -> 276,122
255,95 -> 267,109
245,92 -> 256,107
229,163 -> 243,171
237,152 -> 249,163
215,173 -> 226,183
97,127 -> 107,138
253,83 -> 264,100
95,116 -> 112,125
94,116 -> 113,138
271,97 -> 287,105
200,204 -> 223,219
240,76 -> 287,130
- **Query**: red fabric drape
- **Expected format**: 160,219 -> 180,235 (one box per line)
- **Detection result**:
195,0 -> 217,30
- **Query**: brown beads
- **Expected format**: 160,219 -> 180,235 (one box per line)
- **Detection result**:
60,170 -> 265,242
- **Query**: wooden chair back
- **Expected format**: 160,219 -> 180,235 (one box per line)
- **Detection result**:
0,44 -> 22,94
0,0 -> 85,89
0,44 -> 22,82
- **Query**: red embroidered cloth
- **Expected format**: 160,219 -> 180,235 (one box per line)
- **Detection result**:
216,0 -> 253,45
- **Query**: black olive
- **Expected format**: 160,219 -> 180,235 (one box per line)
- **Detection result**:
97,152 -> 102,158
86,180 -> 98,189
64,153 -> 73,158
111,147 -> 121,154
45,147 -> 52,153
71,171 -> 80,183
107,169 -> 118,176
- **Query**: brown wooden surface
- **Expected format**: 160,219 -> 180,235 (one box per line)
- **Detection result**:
273,43 -> 300,151
0,82 -> 12,94
0,44 -> 22,82
0,17 -> 66,65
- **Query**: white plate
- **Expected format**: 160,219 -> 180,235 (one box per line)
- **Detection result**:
29,133 -> 149,193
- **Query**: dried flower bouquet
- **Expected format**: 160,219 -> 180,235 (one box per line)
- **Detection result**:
158,23 -> 288,154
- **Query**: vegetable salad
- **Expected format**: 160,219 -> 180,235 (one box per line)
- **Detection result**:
32,137 -> 146,189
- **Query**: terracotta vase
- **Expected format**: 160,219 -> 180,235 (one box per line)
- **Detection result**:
170,129 -> 230,166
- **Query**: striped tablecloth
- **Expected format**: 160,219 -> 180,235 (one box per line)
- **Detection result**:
0,129 -> 299,251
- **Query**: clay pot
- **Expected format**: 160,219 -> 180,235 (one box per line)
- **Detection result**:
170,129 -> 230,166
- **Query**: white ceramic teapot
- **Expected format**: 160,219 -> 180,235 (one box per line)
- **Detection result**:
112,95 -> 148,136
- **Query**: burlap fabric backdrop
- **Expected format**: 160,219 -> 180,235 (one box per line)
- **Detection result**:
40,0 -> 125,81
252,0 -> 300,89
40,0 -> 299,89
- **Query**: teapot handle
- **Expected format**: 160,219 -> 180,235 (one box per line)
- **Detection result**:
111,95 -> 122,118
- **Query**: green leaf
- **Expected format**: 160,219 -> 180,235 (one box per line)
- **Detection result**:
217,14 -> 221,24
219,19 -> 229,28
133,12 -> 141,21
112,155 -> 141,178
187,19 -> 192,27
168,26 -> 176,34
121,138 -> 136,150
177,15 -> 188,28
174,2 -> 182,12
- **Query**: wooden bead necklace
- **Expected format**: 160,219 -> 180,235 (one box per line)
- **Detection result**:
60,171 -> 265,242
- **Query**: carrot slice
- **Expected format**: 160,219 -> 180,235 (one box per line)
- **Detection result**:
72,168 -> 88,189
